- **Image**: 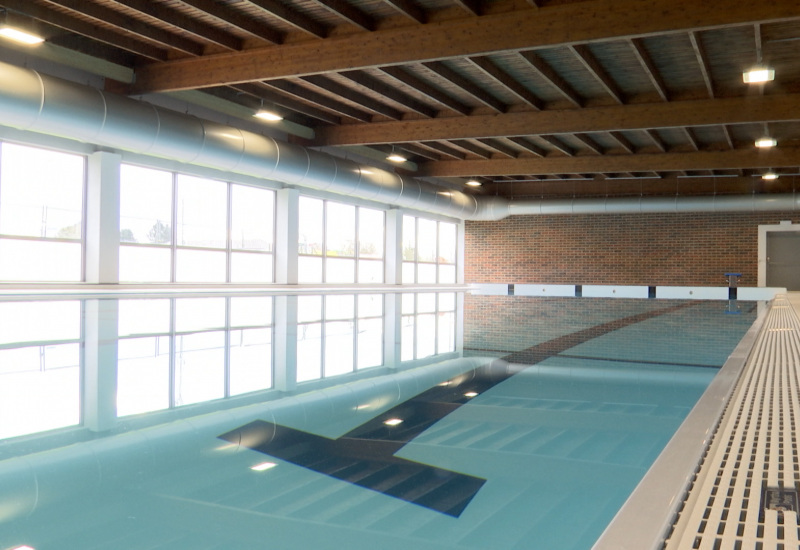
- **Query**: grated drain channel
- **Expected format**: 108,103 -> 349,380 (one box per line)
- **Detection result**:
664,296 -> 800,550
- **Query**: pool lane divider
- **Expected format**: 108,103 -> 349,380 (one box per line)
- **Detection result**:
219,301 -> 699,517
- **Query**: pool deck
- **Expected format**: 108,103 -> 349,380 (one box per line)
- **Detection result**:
596,292 -> 800,550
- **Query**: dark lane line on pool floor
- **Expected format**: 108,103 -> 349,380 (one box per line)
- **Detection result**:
219,301 -> 699,517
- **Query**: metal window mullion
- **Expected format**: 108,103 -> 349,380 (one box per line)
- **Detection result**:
226,182 -> 233,283
320,297 -> 327,378
321,200 -> 327,283
170,173 -> 178,283
81,155 -> 88,282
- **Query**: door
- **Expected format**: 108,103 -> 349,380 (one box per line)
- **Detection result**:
767,232 -> 800,290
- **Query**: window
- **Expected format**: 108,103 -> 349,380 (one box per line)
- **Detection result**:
296,294 -> 384,383
0,143 -> 85,281
119,165 -> 275,283
401,292 -> 457,361
298,196 -> 385,283
402,215 -> 458,284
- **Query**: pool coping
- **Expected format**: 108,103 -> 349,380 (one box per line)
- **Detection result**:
592,300 -> 771,549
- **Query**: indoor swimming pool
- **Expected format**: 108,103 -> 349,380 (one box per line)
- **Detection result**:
0,292 -> 760,549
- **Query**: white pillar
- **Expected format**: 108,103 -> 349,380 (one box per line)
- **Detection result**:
457,220 -> 466,284
275,188 -> 299,285
85,151 -> 121,284
385,209 -> 403,285
83,298 -> 119,432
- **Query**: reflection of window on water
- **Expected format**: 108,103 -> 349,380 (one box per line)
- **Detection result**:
0,301 -> 82,438
402,293 -> 457,361
297,294 -> 385,383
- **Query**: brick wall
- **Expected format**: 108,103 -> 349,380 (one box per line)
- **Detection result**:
465,211 -> 800,286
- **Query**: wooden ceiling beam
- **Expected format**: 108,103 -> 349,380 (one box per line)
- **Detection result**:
449,139 -> 493,159
418,141 -> 467,160
383,0 -> 428,24
609,131 -> 636,153
233,83 -> 341,124
539,135 -> 575,156
476,138 -> 519,158
629,38 -> 669,101
312,93 -> 800,145
569,44 -> 625,104
177,0 -> 283,44
423,61 -> 508,113
380,66 -> 472,115
1,0 -> 169,60
682,127 -> 700,150
574,133 -> 605,154
246,0 -> 329,38
518,51 -> 583,107
131,0 -> 800,93
506,137 -> 547,157
340,71 -> 437,117
468,57 -> 544,110
451,0 -> 482,16
308,0 -> 377,31
646,129 -> 668,152
688,31 -> 715,98
261,80 -> 373,122
119,0 -> 244,51
418,146 -> 800,177
301,75 -> 404,119
43,0 -> 204,56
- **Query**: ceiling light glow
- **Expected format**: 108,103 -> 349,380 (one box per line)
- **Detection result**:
0,27 -> 44,45
762,172 -> 779,181
755,137 -> 777,148
253,109 -> 283,121
464,391 -> 479,398
386,153 -> 407,163
743,67 -> 775,84
465,180 -> 482,187
383,418 -> 403,426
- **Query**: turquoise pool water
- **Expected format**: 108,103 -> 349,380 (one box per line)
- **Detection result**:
0,294 -> 758,549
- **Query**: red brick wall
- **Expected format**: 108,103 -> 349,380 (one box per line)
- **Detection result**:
465,211 -> 800,286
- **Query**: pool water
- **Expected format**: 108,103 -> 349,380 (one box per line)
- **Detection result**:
0,295 -> 758,549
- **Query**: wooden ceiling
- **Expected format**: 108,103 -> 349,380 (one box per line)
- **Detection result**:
3,0 -> 800,199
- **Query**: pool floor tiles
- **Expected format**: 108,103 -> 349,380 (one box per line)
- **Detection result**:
664,293 -> 800,550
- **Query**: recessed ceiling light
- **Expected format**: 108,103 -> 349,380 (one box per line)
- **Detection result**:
743,67 -> 775,84
755,137 -> 777,148
465,180 -> 482,187
383,418 -> 403,426
386,153 -> 407,163
464,391 -> 479,398
0,27 -> 44,45
253,109 -> 283,121
762,172 -> 779,181
250,461 -> 278,471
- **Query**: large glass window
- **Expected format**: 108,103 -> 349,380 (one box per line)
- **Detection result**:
0,143 -> 85,281
298,196 -> 385,284
401,215 -> 458,284
119,165 -> 275,283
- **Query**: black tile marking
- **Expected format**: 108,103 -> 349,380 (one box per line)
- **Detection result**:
220,301 -> 698,517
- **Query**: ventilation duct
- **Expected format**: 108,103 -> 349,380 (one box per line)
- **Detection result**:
0,60 -> 798,221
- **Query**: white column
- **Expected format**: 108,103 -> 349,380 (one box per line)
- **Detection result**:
85,151 -> 121,284
275,188 -> 299,285
385,208 -> 403,285
83,298 -> 119,432
384,293 -> 403,369
457,220 -> 466,284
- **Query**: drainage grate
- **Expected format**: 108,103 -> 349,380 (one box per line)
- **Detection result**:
664,296 -> 800,549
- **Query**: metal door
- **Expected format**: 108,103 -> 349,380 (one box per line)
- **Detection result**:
766,232 -> 800,290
